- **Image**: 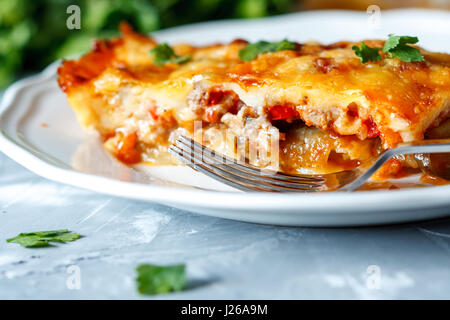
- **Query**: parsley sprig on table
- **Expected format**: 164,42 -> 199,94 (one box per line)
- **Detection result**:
150,43 -> 192,66
136,263 -> 186,295
238,39 -> 296,62
7,230 -> 188,295
6,229 -> 81,248
352,34 -> 424,63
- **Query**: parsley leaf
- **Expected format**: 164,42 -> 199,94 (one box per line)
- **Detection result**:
238,39 -> 296,62
136,264 -> 186,295
382,34 -> 424,62
6,229 -> 81,248
352,42 -> 382,63
352,35 -> 424,63
150,43 -> 191,66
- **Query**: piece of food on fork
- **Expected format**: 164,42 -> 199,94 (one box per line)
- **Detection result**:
57,23 -> 450,181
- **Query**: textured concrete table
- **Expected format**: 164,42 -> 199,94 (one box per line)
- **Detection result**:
1,150 -> 450,300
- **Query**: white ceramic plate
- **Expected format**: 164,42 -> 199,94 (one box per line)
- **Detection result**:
1,9 -> 450,226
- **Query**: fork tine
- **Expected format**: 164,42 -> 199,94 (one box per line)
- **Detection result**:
178,135 -> 324,183
169,145 -> 316,192
169,144 -> 320,192
175,138 -> 322,189
169,146 -> 260,192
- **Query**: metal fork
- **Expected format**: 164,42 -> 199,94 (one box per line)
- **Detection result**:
169,136 -> 450,192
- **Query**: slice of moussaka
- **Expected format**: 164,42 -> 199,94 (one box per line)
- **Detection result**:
58,23 -> 450,179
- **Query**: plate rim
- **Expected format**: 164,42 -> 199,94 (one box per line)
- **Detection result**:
153,8 -> 450,37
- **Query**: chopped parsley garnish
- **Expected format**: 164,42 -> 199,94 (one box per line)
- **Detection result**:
6,229 -> 81,248
383,34 -> 424,62
352,34 -> 424,63
136,263 -> 186,295
352,42 -> 382,63
150,43 -> 191,66
238,39 -> 296,62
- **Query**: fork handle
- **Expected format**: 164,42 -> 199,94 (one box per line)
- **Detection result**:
395,138 -> 450,151
341,138 -> 450,191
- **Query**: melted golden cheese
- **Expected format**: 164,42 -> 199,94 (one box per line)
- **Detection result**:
58,24 -> 450,175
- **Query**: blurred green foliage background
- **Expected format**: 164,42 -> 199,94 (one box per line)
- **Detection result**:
0,0 -> 295,88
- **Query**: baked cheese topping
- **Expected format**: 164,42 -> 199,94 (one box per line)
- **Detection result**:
58,23 -> 450,177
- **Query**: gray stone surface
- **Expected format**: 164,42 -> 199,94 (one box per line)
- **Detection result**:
0,151 -> 450,299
